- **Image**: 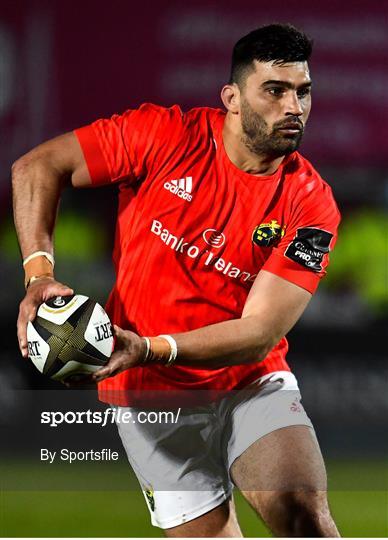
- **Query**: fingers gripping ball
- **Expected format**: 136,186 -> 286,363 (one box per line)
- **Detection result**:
26,295 -> 113,382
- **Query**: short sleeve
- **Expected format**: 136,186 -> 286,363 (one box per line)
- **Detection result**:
262,182 -> 341,294
74,103 -> 183,186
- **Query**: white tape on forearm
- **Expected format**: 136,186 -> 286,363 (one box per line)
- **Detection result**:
158,334 -> 178,366
142,337 -> 151,364
23,251 -> 55,267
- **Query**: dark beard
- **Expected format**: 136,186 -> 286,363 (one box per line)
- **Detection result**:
240,98 -> 304,158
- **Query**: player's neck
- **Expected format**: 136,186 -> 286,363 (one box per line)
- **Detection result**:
222,114 -> 285,176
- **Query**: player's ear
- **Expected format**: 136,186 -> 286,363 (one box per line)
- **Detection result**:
221,83 -> 240,114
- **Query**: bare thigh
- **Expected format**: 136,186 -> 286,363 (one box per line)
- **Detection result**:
230,425 -> 339,537
164,497 -> 242,538
231,425 -> 327,494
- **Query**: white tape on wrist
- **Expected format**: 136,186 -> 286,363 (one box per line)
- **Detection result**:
158,334 -> 178,366
23,251 -> 55,267
142,337 -> 151,364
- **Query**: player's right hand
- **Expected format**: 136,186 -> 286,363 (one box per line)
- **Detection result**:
17,277 -> 74,358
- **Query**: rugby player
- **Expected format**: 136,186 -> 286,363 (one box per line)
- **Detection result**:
13,24 -> 341,537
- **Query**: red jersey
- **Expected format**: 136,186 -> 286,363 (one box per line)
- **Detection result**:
75,104 -> 340,406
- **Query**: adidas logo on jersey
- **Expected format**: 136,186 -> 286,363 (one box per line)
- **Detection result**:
163,177 -> 193,202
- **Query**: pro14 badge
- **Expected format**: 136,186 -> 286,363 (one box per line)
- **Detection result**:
252,220 -> 285,248
285,227 -> 333,272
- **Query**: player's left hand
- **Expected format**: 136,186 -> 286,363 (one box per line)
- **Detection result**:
92,325 -> 146,382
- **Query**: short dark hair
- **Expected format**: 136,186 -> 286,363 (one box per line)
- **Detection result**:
230,24 -> 313,85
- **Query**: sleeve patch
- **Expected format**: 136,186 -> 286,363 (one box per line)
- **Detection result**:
284,227 -> 333,272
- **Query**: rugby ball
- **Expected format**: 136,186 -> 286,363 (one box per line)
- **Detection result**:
27,295 -> 113,382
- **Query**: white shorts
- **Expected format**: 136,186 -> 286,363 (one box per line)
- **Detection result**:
115,371 -> 314,529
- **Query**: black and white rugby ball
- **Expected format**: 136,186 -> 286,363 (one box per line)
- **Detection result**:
27,295 -> 113,381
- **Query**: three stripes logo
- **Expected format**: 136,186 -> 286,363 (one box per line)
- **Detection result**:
163,176 -> 193,202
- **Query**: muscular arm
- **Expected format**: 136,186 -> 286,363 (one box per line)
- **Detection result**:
99,270 -> 312,379
12,132 -> 91,259
12,132 -> 92,356
170,270 -> 311,368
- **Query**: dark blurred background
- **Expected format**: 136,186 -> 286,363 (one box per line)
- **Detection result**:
0,0 -> 387,536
